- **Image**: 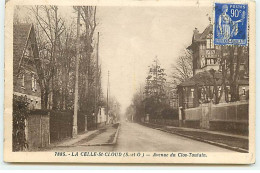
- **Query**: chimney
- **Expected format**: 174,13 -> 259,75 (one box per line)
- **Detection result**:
193,27 -> 199,35
192,27 -> 200,41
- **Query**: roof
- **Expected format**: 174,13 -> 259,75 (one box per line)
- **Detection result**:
13,24 -> 33,76
178,71 -> 215,87
195,24 -> 213,42
187,24 -> 213,50
178,70 -> 249,87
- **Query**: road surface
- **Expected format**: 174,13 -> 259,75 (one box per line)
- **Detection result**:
50,122 -> 234,152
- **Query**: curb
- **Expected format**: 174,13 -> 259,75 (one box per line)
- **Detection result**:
76,123 -> 121,147
55,130 -> 98,147
141,123 -> 248,153
112,123 -> 121,145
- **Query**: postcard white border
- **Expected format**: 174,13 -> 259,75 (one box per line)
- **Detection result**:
4,0 -> 256,164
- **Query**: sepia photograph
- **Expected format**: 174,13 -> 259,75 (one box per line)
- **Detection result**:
4,0 -> 256,164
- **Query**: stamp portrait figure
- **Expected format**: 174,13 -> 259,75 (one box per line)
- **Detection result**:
217,4 -> 245,39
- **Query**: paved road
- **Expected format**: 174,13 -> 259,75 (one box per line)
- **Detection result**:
114,122 -> 233,152
50,122 -> 234,152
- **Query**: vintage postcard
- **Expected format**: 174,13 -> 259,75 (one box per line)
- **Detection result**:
4,0 -> 256,164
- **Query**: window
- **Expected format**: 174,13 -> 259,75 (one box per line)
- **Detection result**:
206,39 -> 214,49
21,74 -> 25,88
207,59 -> 210,65
24,46 -> 33,60
32,74 -> 35,91
191,88 -> 194,98
34,77 -> 37,91
206,39 -> 210,49
242,87 -> 246,96
200,88 -> 205,99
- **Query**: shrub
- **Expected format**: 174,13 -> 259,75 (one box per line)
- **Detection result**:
12,95 -> 30,151
161,108 -> 179,120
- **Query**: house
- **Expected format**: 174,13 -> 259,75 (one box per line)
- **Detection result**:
12,24 -> 51,151
13,24 -> 41,109
178,71 -> 249,109
178,24 -> 249,109
97,107 -> 107,127
188,25 -> 220,75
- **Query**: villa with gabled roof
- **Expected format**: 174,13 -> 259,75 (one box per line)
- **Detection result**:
13,24 -> 41,109
178,24 -> 249,109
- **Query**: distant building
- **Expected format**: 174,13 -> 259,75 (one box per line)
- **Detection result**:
13,24 -> 41,109
97,107 -> 107,127
164,82 -> 178,109
178,24 -> 249,109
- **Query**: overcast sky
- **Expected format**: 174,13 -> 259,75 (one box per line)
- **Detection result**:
97,6 -> 212,112
16,5 -> 212,113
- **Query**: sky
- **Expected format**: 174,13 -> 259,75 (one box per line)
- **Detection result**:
96,6 -> 212,112
15,5 -> 212,113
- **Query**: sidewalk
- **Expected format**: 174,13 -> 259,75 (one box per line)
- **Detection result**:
141,122 -> 248,153
51,123 -> 120,148
74,123 -> 120,146
165,125 -> 248,140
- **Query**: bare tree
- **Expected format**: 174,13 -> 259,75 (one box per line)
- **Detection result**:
203,45 -> 248,104
170,49 -> 193,84
31,5 -> 65,109
78,6 -> 98,114
17,5 -> 103,116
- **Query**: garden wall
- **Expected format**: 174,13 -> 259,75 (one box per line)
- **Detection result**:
26,110 -> 50,150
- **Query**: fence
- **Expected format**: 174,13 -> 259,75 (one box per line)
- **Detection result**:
26,110 -> 50,150
147,101 -> 249,135
14,105 -> 96,150
210,102 -> 248,121
78,112 -> 86,133
209,102 -> 248,134
49,110 -> 100,142
183,101 -> 249,134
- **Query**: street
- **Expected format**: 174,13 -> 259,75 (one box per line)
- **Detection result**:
50,122 -> 234,152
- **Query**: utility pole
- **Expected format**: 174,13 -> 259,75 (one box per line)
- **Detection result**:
72,7 -> 80,138
95,32 -> 100,129
106,71 -> 110,124
154,56 -> 158,102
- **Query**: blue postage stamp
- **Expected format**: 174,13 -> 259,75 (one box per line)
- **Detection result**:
214,3 -> 248,46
